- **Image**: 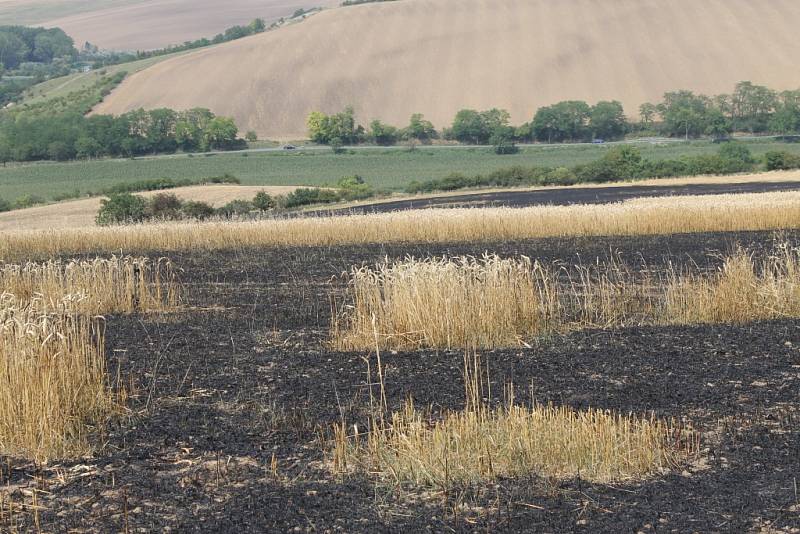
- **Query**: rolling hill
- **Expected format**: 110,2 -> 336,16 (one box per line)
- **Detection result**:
93,0 -> 800,140
0,0 -> 339,50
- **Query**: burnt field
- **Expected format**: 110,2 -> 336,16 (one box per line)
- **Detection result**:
334,181 -> 800,214
3,231 -> 800,533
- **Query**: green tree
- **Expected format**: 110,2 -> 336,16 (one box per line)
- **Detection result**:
204,117 -> 239,150
769,103 -> 800,134
47,141 -> 72,161
451,108 -> 509,144
489,125 -> 518,154
405,113 -> 437,143
146,108 -> 178,153
306,108 -> 363,145
705,108 -> 732,140
532,101 -> 591,143
369,119 -> 399,145
590,101 -> 627,140
0,138 -> 10,166
658,91 -> 710,139
249,18 -> 266,33
0,31 -> 29,69
730,81 -> 777,133
638,102 -> 658,126
245,130 -> 258,142
74,136 -> 101,159
451,109 -> 485,144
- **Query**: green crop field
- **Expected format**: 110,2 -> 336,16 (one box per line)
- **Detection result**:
1,139 -> 799,203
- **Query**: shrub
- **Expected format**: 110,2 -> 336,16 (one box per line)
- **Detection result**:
217,199 -> 253,218
718,142 -> 754,165
96,193 -> 147,225
203,173 -> 241,184
338,175 -> 374,201
544,166 -> 578,185
147,193 -> 183,220
574,146 -> 643,183
182,201 -> 215,220
283,188 -> 340,208
52,189 -> 82,202
13,195 -> 45,209
0,198 -> 10,212
253,191 -> 275,211
765,151 -> 800,171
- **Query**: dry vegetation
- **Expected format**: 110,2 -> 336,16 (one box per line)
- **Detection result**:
333,355 -> 698,488
94,0 -> 800,138
0,303 -> 112,462
1,191 -> 799,261
0,256 -> 181,314
0,256 -> 181,462
335,245 -> 800,350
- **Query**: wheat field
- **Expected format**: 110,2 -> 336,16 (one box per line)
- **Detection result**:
1,191 -> 798,261
95,0 -> 800,138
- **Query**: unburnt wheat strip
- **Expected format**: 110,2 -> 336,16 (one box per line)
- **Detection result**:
0,256 -> 181,314
332,354 -> 699,487
0,304 -> 115,462
334,243 -> 800,350
1,191 -> 800,259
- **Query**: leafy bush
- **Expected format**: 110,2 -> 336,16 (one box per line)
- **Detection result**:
283,188 -> 340,208
0,198 -> 11,212
96,193 -> 147,226
13,195 -> 45,209
765,151 -> 800,171
217,199 -> 253,218
337,175 -> 374,201
147,193 -> 183,220
182,201 -> 215,220
574,146 -> 644,183
202,173 -> 241,184
253,191 -> 275,211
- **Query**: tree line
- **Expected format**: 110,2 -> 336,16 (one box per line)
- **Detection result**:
307,81 -> 800,150
0,107 -> 242,163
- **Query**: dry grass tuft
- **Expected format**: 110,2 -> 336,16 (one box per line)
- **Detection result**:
666,244 -> 800,324
1,191 -> 800,260
333,355 -> 697,487
0,303 -> 115,462
335,255 -> 559,349
0,256 -> 181,314
335,244 -> 800,350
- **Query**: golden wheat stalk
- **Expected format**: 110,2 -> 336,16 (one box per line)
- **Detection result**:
1,191 -> 799,259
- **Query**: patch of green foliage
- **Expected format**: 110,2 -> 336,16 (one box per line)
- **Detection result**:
405,143 -> 761,193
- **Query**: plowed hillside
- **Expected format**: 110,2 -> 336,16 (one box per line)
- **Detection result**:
1,0 -> 339,50
94,0 -> 800,139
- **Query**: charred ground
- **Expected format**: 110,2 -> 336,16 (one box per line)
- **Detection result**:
2,230 -> 799,533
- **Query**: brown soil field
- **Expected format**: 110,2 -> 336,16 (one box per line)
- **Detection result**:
94,0 -> 800,139
0,185 -> 299,232
1,0 -> 339,50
